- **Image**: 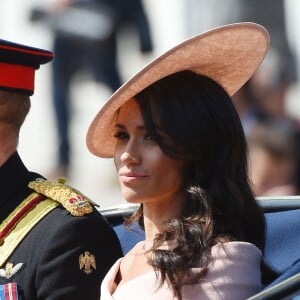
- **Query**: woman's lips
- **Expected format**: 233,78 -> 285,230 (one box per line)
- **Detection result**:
119,172 -> 148,184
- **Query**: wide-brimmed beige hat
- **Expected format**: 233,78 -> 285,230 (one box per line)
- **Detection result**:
86,22 -> 270,158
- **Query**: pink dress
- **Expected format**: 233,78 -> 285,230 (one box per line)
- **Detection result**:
101,242 -> 262,300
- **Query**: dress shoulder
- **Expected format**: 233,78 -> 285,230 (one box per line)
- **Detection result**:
184,241 -> 262,300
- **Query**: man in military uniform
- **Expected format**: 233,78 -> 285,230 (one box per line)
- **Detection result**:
0,39 -> 122,299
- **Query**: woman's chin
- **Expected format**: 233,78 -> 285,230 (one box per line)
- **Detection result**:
122,190 -> 141,203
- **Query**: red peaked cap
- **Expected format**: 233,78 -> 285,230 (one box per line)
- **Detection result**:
0,39 -> 54,96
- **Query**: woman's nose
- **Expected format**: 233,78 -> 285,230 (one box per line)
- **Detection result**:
120,141 -> 140,165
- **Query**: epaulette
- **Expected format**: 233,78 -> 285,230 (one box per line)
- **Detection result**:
28,178 -> 99,217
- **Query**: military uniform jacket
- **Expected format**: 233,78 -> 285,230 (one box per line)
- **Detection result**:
0,152 -> 123,300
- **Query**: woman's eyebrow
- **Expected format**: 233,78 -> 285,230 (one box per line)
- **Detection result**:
115,123 -> 125,129
115,123 -> 146,131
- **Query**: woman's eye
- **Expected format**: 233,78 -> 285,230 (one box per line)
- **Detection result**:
144,133 -> 156,141
114,131 -> 129,140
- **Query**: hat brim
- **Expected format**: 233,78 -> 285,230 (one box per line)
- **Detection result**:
86,22 -> 270,158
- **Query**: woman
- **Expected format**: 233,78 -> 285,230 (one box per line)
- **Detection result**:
86,23 -> 271,299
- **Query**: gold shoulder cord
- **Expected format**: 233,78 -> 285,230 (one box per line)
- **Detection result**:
0,193 -> 58,267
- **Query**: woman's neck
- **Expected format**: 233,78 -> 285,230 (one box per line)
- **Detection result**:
142,194 -> 184,242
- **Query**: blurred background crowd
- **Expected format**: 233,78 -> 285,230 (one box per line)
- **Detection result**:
2,0 -> 300,207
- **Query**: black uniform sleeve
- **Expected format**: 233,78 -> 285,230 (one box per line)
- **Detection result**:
35,209 -> 122,300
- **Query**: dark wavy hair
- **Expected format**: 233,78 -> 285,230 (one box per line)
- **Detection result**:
125,70 -> 266,299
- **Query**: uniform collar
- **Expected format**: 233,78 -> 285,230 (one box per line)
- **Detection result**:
0,152 -> 30,205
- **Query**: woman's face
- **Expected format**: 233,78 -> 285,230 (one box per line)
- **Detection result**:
113,98 -> 184,206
